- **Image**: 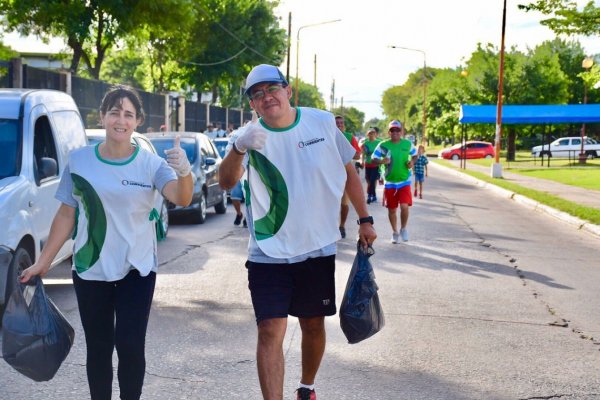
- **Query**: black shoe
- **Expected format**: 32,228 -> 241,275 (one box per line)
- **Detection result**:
243,218 -> 247,228
339,227 -> 346,239
234,213 -> 243,226
366,196 -> 372,204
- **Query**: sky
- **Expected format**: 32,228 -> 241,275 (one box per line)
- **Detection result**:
274,0 -> 600,121
5,0 -> 600,122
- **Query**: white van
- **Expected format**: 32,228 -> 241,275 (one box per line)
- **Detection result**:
0,89 -> 87,320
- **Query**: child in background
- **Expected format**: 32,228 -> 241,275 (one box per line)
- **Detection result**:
413,145 -> 429,199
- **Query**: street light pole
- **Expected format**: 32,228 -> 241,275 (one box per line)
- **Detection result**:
579,56 -> 594,165
492,0 -> 507,179
389,46 -> 428,145
295,19 -> 341,107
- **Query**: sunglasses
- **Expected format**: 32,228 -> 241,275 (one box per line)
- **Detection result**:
390,128 -> 401,133
249,84 -> 284,101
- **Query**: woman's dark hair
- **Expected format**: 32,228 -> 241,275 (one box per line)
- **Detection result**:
99,84 -> 145,124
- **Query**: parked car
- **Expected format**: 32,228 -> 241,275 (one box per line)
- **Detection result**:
0,89 -> 88,321
212,137 -> 229,159
438,141 -> 495,160
146,132 -> 227,223
212,137 -> 232,202
85,129 -> 170,236
531,136 -> 600,159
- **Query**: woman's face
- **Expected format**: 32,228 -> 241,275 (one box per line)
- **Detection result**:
101,97 -> 141,144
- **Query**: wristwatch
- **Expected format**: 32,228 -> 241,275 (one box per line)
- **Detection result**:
357,216 -> 374,225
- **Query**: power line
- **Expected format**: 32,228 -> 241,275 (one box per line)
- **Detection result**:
177,47 -> 248,66
196,5 -> 274,62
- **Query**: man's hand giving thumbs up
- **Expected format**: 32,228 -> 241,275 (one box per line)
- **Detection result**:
234,111 -> 267,153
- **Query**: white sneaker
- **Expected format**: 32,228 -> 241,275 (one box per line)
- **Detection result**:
391,232 -> 400,244
400,228 -> 409,242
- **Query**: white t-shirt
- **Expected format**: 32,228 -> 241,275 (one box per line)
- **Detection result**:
58,144 -> 176,281
233,107 -> 355,262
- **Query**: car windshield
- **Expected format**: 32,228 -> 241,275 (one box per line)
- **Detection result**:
150,137 -> 197,163
213,140 -> 228,158
0,119 -> 20,179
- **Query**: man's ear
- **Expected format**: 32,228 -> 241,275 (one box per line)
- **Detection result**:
286,85 -> 292,99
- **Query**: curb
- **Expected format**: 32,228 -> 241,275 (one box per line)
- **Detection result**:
430,162 -> 600,240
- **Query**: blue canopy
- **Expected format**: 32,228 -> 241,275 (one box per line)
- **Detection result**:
459,104 -> 600,124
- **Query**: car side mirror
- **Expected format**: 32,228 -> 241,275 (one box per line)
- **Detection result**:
205,158 -> 216,167
38,157 -> 57,180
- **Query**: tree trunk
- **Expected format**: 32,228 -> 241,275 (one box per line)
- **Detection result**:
507,126 -> 516,161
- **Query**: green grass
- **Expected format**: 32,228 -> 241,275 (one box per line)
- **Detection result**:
460,152 -> 600,191
434,158 -> 600,226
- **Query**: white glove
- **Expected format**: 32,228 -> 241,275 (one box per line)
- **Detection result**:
235,111 -> 267,152
164,136 -> 191,177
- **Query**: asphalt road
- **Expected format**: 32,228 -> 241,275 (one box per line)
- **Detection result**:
2,163 -> 600,399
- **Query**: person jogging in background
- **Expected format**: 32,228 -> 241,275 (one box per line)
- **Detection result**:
219,64 -> 376,400
335,115 -> 361,239
372,120 -> 417,243
361,127 -> 382,204
413,144 -> 429,199
20,84 -> 193,400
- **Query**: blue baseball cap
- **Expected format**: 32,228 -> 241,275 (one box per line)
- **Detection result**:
244,64 -> 288,96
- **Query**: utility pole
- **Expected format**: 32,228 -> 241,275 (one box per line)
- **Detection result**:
286,12 -> 291,81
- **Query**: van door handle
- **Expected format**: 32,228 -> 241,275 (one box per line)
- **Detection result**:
29,201 -> 34,207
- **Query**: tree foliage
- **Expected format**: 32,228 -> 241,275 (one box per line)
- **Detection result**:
332,105 -> 365,134
382,38 -> 599,148
182,0 -> 286,103
518,0 -> 600,36
0,0 -> 195,79
292,78 -> 326,110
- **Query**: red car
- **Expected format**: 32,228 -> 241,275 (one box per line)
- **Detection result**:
438,141 -> 495,160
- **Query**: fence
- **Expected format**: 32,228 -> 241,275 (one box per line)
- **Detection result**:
1,58 -> 252,132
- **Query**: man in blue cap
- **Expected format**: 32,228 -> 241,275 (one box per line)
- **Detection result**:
219,64 -> 377,400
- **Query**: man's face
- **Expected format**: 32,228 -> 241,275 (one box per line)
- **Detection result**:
389,127 -> 402,142
248,83 -> 292,123
367,130 -> 377,140
335,118 -> 345,131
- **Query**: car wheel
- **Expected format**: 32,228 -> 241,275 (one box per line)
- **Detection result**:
214,190 -> 227,214
451,154 -> 460,160
586,151 -> 597,159
484,154 -> 493,159
160,200 -> 169,237
1,247 -> 32,324
192,191 -> 207,224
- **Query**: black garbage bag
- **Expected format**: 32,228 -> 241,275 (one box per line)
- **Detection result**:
2,275 -> 75,381
339,243 -> 385,344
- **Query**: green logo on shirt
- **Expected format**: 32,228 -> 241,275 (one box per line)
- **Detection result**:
248,151 -> 289,240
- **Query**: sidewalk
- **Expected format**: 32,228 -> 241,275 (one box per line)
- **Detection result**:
431,160 -> 600,239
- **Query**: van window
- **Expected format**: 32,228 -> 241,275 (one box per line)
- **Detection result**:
0,119 -> 19,179
33,116 -> 59,183
52,110 -> 87,157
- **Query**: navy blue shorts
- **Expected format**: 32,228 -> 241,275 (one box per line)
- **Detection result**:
246,255 -> 337,323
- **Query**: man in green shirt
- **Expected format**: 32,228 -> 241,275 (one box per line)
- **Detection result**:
361,127 -> 382,204
372,120 -> 417,243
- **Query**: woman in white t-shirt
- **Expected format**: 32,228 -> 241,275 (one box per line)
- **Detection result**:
20,85 -> 193,400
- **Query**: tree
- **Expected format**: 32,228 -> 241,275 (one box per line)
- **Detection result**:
519,0 -> 600,36
332,106 -> 364,134
0,0 -> 193,79
292,78 -> 326,109
182,0 -> 286,104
